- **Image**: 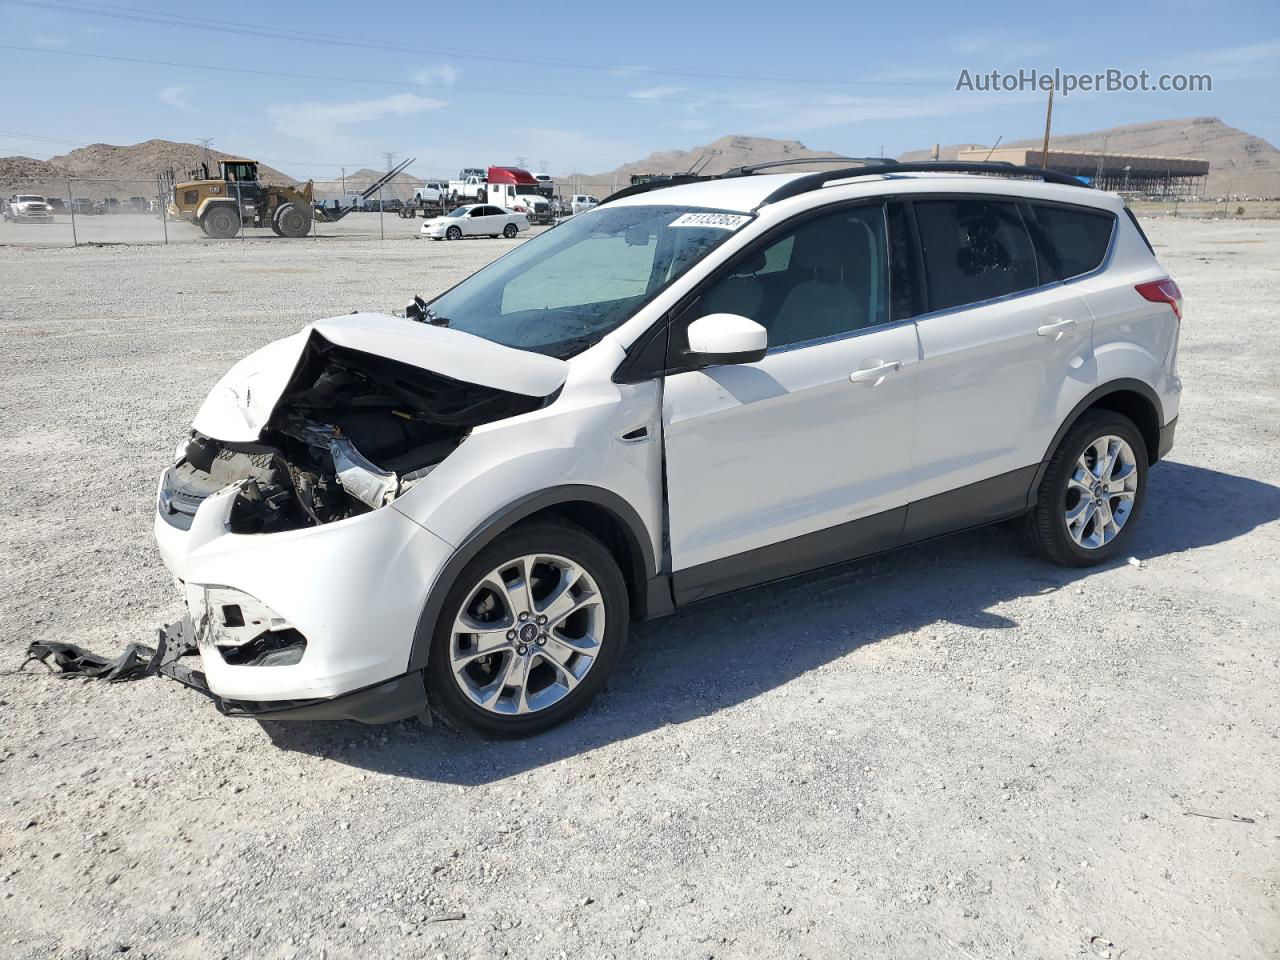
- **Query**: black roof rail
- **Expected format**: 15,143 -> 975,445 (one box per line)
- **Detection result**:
597,158 -> 1089,208
759,160 -> 1089,205
720,156 -> 897,177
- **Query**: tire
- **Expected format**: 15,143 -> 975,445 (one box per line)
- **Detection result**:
426,518 -> 630,738
268,213 -> 284,237
1025,410 -> 1149,567
446,225 -> 462,241
503,222 -> 518,238
275,203 -> 310,238
201,205 -> 240,239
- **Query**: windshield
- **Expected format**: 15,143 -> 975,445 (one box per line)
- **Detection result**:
16,195 -> 43,202
426,204 -> 752,358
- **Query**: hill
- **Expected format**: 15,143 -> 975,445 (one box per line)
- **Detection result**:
563,134 -> 856,197
998,116 -> 1280,198
571,118 -> 1279,200
312,166 -> 425,202
0,139 -> 297,199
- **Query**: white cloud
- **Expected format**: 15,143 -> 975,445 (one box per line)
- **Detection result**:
741,91 -> 1040,134
413,64 -> 459,87
941,31 -> 1053,61
32,35 -> 68,48
1192,37 -> 1280,68
629,85 -> 684,101
159,85 -> 194,112
268,93 -> 448,152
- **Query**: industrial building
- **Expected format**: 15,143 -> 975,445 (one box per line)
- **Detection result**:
956,147 -> 1210,198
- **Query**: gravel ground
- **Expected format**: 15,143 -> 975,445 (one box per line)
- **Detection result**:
1,218 -> 1277,960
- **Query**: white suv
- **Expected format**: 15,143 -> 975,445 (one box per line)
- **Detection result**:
154,160 -> 1182,736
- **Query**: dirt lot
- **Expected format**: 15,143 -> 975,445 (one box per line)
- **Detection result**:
1,218 -> 1277,960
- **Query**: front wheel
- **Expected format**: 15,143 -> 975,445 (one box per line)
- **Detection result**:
446,225 -> 462,240
503,222 -> 518,238
427,519 -> 630,738
201,205 -> 240,239
1025,410 -> 1148,567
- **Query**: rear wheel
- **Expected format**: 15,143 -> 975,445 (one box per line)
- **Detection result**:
446,225 -> 462,240
1025,410 -> 1148,567
201,205 -> 240,239
275,203 -> 310,238
503,222 -> 518,238
427,519 -> 629,738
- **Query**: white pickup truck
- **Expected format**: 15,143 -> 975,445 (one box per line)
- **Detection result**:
412,180 -> 447,204
4,194 -> 55,223
447,174 -> 487,203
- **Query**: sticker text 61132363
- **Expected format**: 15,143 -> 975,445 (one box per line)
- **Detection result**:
668,212 -> 752,230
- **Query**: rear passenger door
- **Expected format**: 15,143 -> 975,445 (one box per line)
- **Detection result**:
906,195 -> 1099,526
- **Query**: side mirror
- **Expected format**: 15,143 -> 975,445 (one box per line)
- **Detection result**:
685,313 -> 768,367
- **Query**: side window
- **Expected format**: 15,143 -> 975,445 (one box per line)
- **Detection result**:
695,204 -> 890,350
914,198 -> 1038,312
470,207 -> 487,217
1028,203 -> 1115,280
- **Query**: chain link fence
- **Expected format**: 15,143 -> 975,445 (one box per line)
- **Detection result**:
0,176 -> 427,247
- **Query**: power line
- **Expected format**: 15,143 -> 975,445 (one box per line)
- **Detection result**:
10,0 -> 953,88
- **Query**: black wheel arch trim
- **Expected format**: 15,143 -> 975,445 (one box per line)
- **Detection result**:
405,485 -> 662,673
1028,378 -> 1165,507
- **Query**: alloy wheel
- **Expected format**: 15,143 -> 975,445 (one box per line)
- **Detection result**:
449,553 -> 606,716
1065,435 -> 1139,549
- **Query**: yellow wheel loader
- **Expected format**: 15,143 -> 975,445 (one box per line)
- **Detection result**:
167,157 -> 415,239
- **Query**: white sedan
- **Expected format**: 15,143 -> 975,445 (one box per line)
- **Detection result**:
422,204 -> 530,240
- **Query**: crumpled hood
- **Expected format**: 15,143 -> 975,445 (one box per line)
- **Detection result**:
191,312 -> 568,443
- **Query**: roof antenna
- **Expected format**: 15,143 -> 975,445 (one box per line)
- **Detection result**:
983,136 -> 1004,162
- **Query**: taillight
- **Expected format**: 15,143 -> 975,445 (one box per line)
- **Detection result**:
1136,278 -> 1183,320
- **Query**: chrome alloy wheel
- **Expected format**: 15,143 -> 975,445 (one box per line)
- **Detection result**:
449,554 -> 606,716
1065,435 -> 1139,550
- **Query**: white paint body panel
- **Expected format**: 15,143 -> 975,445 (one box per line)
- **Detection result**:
154,483 -> 453,700
909,284 -> 1097,501
663,323 -> 919,570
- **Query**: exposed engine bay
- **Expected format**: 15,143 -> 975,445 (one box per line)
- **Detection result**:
159,332 -> 545,533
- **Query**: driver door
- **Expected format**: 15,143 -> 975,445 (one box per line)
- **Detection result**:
662,202 -> 920,603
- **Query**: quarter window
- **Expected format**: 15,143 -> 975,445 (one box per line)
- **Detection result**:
695,204 -> 890,349
1028,203 -> 1115,280
914,198 -> 1038,312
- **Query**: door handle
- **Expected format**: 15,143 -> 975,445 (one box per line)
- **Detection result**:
1036,317 -> 1077,341
849,360 -> 903,384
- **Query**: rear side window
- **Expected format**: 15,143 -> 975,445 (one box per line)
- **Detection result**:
1028,203 -> 1115,280
914,198 -> 1038,313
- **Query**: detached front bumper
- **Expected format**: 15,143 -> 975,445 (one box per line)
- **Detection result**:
154,480 -> 454,709
157,617 -> 428,722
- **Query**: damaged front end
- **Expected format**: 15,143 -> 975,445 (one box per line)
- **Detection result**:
159,331 -> 547,534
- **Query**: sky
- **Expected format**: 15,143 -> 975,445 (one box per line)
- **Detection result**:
1,0 -> 1277,182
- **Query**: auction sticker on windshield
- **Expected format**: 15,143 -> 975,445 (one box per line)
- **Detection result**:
669,212 -> 751,230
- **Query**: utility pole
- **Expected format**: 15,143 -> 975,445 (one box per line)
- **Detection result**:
341,166 -> 346,195
1039,86 -> 1054,168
